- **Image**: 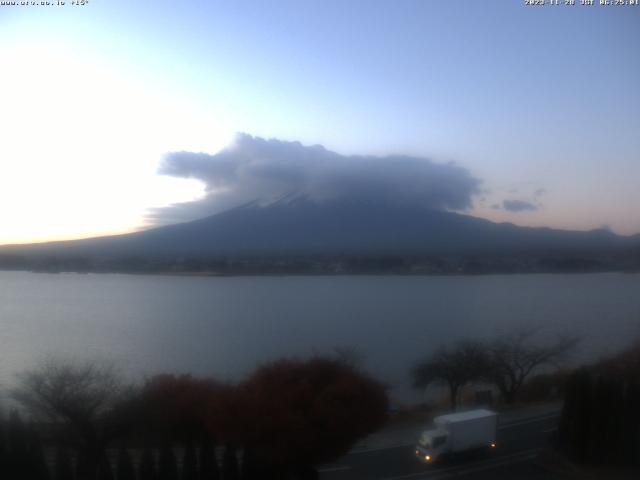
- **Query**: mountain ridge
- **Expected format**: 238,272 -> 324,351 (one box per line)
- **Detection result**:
1,198 -> 638,261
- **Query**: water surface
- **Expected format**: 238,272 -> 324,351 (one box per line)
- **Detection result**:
1,271 -> 639,402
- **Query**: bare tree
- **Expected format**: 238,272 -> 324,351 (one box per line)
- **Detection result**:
487,329 -> 579,404
412,341 -> 490,410
12,357 -> 139,480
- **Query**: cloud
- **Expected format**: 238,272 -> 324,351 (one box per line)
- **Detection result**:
149,133 -> 482,225
534,188 -> 547,197
502,199 -> 538,212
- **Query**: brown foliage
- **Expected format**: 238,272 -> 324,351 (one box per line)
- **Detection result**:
239,357 -> 389,468
517,370 -> 571,403
595,339 -> 640,376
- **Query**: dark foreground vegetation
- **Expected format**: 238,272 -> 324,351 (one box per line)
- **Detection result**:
558,341 -> 640,467
3,333 -> 639,479
0,356 -> 388,480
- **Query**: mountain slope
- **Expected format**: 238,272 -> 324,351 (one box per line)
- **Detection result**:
2,198 -> 638,259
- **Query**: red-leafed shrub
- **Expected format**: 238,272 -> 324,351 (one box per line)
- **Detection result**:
239,357 -> 388,470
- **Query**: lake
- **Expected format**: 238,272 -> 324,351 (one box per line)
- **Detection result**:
1,271 -> 639,403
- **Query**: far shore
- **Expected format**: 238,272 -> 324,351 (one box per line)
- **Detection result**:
0,267 -> 636,278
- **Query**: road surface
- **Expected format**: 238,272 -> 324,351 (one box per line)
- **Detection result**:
320,410 -> 561,480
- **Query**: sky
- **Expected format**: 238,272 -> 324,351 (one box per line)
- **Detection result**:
1,0 -> 639,244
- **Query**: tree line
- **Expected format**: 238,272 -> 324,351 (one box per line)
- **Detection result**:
411,328 -> 579,409
3,329 -> 634,477
0,355 -> 389,480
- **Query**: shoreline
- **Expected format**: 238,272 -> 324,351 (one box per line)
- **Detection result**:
0,268 -> 636,278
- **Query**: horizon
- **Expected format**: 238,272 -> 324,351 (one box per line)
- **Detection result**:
2,1 -> 639,244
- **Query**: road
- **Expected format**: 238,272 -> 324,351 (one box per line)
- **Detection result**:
319,411 -> 561,480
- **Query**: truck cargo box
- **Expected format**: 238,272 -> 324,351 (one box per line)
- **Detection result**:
433,409 -> 497,452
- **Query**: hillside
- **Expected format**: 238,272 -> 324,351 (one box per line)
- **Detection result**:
1,198 -> 639,274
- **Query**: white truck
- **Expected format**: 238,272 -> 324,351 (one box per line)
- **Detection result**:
415,409 -> 497,463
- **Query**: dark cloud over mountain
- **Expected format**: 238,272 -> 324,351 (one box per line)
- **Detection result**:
150,134 -> 482,225
503,199 -> 538,212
